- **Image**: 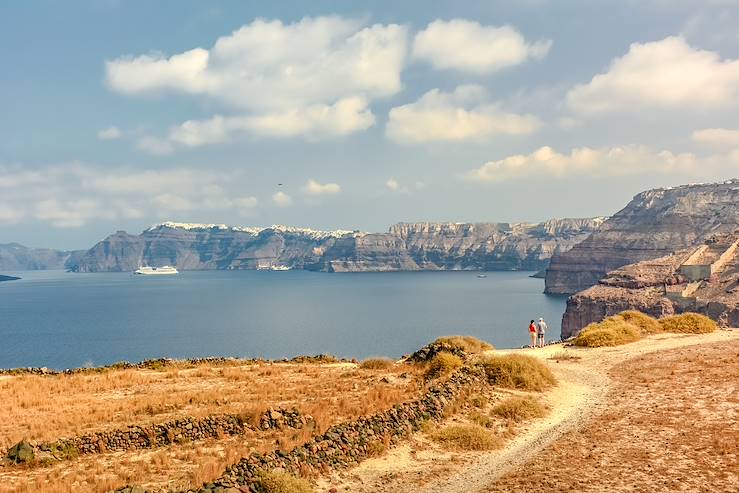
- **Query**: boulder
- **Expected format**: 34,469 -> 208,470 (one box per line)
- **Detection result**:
7,440 -> 34,464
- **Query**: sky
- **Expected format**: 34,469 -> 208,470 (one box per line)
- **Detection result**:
1,0 -> 739,250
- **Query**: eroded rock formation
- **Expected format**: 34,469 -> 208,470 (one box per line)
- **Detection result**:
70,218 -> 603,273
545,180 -> 739,294
561,233 -> 739,338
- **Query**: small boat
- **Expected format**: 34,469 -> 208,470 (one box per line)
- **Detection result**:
134,266 -> 179,275
477,274 -> 487,278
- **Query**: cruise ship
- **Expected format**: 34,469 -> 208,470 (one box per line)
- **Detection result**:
134,266 -> 179,275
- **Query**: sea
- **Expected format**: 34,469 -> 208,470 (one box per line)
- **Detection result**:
0,270 -> 567,370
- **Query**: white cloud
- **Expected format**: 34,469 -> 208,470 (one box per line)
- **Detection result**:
304,179 -> 341,195
135,136 -> 174,156
692,128 -> 739,147
0,163 -> 259,228
384,178 -> 424,194
106,16 -> 407,111
465,145 -> 719,182
412,20 -> 551,73
385,178 -> 399,191
272,191 -> 292,207
386,85 -> 540,143
567,36 -> 739,113
97,126 -> 122,140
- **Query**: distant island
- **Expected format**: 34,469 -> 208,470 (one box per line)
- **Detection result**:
0,275 -> 20,282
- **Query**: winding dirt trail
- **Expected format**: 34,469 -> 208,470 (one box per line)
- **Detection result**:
420,330 -> 739,493
320,330 -> 739,493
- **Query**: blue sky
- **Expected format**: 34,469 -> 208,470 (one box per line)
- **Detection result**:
1,0 -> 739,249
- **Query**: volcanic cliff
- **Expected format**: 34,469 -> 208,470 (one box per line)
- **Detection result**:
69,219 -> 603,273
561,233 -> 739,338
545,180 -> 739,295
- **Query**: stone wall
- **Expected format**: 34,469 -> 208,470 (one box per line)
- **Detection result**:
116,368 -> 485,493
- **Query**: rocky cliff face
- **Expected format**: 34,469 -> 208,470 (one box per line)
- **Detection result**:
70,218 -> 603,273
561,233 -> 739,338
545,180 -> 739,295
0,243 -> 82,271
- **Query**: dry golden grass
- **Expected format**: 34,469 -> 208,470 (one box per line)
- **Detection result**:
490,397 -> 545,422
359,358 -> 395,370
618,310 -> 662,335
477,354 -> 556,391
659,312 -> 717,334
256,470 -> 315,493
434,336 -> 494,354
573,316 -> 642,348
0,362 -> 425,493
431,424 -> 503,451
426,352 -> 463,378
547,350 -> 581,362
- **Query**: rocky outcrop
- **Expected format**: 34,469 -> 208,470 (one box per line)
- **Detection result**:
0,243 -> 83,271
561,233 -> 739,338
545,180 -> 739,294
71,218 -> 603,273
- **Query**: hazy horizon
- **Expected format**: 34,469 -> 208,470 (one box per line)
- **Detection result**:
2,1 -> 739,250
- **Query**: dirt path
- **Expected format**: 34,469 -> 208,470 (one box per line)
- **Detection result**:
321,330 -> 739,493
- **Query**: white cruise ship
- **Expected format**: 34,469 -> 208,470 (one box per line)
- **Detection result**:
134,266 -> 179,275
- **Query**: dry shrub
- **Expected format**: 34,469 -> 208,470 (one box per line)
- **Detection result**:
359,357 -> 395,370
618,310 -> 663,335
490,396 -> 546,422
548,350 -> 581,362
431,423 -> 503,451
573,316 -> 642,348
659,313 -> 717,334
256,470 -> 314,493
426,352 -> 463,378
434,336 -> 494,354
478,354 -> 556,391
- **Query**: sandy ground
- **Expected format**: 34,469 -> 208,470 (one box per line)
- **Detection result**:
320,329 -> 739,493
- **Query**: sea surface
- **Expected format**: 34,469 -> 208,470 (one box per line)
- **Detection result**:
0,270 -> 567,370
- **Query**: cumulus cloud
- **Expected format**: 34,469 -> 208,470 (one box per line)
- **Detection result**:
385,178 -> 399,191
386,85 -> 540,143
412,20 -> 551,73
567,36 -> 739,113
97,126 -> 122,140
465,145 -> 723,182
692,128 -> 739,147
0,163 -> 258,228
272,191 -> 292,207
304,179 -> 341,195
106,17 -> 407,110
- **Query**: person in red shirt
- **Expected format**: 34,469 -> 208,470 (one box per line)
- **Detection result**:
528,319 -> 537,348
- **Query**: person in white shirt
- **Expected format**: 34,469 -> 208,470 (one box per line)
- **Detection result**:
537,317 -> 548,348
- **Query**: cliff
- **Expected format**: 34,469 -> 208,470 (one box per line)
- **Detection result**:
70,218 -> 603,273
561,233 -> 739,338
0,243 -> 83,271
545,179 -> 739,294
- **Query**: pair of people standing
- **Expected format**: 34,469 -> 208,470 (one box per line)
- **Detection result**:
528,318 -> 547,348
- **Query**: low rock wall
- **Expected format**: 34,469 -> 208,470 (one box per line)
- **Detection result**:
177,368 -> 484,493
17,408 -> 308,463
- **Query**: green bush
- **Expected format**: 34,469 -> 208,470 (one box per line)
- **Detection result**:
431,424 -> 503,451
477,354 -> 556,391
659,313 -> 717,334
256,471 -> 314,493
426,351 -> 463,378
490,396 -> 546,422
573,317 -> 642,348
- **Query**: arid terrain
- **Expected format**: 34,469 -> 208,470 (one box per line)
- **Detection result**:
2,330 -> 737,493
0,359 -> 424,492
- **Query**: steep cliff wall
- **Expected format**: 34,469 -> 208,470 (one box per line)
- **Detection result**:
70,218 -> 603,273
561,233 -> 739,338
545,180 -> 739,294
0,243 -> 82,271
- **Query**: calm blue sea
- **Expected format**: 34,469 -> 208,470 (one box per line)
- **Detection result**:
0,270 -> 566,370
